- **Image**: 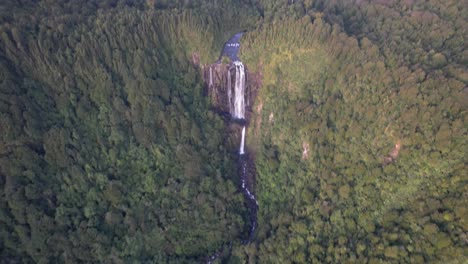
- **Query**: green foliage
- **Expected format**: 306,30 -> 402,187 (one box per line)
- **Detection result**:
0,1 -> 257,262
240,9 -> 467,263
0,0 -> 466,263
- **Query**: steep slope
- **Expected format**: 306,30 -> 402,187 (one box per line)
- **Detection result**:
233,14 -> 466,263
0,1 -> 466,263
0,2 -> 259,262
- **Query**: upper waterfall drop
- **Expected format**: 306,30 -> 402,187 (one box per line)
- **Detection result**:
227,65 -> 232,115
230,61 -> 246,120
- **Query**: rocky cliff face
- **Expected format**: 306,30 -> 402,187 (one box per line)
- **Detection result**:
203,62 -> 259,122
203,61 -> 259,189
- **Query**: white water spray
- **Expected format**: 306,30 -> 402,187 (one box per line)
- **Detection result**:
229,61 -> 245,119
240,126 -> 246,155
227,65 -> 232,114
209,66 -> 213,88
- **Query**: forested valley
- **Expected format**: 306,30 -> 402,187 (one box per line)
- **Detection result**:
0,0 -> 466,263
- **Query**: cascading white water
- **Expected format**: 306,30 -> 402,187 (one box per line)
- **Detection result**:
240,160 -> 259,205
227,65 -> 232,114
230,61 -> 245,119
209,66 -> 213,87
240,126 -> 246,155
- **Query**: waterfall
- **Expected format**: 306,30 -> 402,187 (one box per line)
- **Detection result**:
209,66 -> 213,87
227,65 -> 232,114
229,60 -> 257,244
205,33 -> 258,262
229,61 -> 245,120
240,126 -> 246,155
232,60 -> 257,243
228,61 -> 257,243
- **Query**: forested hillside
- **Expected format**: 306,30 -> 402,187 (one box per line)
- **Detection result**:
0,0 -> 466,263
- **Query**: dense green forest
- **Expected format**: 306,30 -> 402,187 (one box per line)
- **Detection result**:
0,0 -> 466,263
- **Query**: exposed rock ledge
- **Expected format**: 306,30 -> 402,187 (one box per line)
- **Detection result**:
202,62 -> 260,123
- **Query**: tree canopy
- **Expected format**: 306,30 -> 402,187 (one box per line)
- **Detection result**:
0,0 -> 466,263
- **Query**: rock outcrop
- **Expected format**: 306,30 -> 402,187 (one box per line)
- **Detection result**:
203,62 -> 258,122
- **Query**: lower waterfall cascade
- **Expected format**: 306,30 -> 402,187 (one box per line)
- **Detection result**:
240,126 -> 246,155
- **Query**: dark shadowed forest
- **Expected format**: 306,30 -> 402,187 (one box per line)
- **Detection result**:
0,0 -> 466,263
